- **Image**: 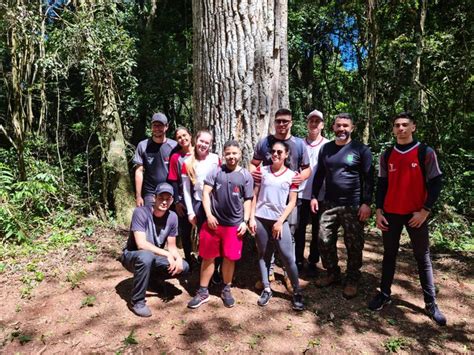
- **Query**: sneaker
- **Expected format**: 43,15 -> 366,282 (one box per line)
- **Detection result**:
221,285 -> 235,308
292,293 -> 304,311
187,289 -> 210,309
315,272 -> 340,288
130,301 -> 152,317
343,280 -> 358,299
425,302 -> 447,326
257,289 -> 273,307
368,291 -> 392,311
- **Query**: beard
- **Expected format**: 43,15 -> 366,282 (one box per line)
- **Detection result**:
335,131 -> 351,141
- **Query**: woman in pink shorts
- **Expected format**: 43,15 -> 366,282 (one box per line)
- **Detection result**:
187,140 -> 254,309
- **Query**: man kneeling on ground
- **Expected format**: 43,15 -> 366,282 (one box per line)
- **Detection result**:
121,182 -> 190,317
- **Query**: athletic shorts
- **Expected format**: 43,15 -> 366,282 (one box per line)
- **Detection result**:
199,221 -> 242,261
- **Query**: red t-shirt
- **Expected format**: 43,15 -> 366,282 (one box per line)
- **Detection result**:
383,145 -> 426,214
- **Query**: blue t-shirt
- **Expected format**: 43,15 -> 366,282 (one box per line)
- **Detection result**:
125,207 -> 178,251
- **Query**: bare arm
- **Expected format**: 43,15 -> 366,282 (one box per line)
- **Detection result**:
166,236 -> 184,275
202,184 -> 218,229
134,165 -> 144,206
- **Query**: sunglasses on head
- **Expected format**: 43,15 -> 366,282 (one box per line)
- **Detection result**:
275,119 -> 291,125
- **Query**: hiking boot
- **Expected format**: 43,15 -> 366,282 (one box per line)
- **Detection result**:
368,291 -> 392,311
284,274 -> 294,293
343,280 -> 359,299
130,301 -> 152,317
257,289 -> 273,307
187,288 -> 210,309
221,285 -> 235,308
292,293 -> 304,311
315,272 -> 340,288
425,302 -> 447,326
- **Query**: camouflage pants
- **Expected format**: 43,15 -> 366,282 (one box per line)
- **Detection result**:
318,203 -> 365,281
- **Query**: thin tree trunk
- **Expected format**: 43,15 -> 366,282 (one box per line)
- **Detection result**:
414,0 -> 427,114
193,0 -> 289,164
363,0 -> 378,145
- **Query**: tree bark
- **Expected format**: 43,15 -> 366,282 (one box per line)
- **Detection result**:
363,0 -> 378,145
413,0 -> 427,114
192,0 -> 289,164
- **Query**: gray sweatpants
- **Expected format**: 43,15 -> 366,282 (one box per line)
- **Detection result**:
255,217 -> 300,293
121,249 -> 190,304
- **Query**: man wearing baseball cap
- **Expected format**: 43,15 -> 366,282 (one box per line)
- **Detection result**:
133,112 -> 177,207
121,182 -> 190,317
293,109 -> 329,275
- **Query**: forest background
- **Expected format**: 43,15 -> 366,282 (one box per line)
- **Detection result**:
0,0 -> 472,254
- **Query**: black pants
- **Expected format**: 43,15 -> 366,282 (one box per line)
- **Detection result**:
294,199 -> 321,265
380,213 -> 436,304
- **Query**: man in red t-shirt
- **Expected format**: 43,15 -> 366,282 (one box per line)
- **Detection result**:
368,112 -> 446,326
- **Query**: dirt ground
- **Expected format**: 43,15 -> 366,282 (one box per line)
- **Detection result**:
0,227 -> 472,353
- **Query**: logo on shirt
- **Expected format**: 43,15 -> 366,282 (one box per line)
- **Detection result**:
232,186 -> 240,196
216,183 -> 222,190
389,163 -> 396,172
346,154 -> 354,164
411,162 -> 418,168
147,157 -> 154,164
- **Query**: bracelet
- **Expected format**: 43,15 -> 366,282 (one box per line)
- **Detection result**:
422,206 -> 432,212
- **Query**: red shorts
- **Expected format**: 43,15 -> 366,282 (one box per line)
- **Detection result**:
199,222 -> 242,261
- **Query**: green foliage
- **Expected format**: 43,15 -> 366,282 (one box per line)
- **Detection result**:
66,269 -> 87,289
123,329 -> 139,346
431,205 -> 473,251
383,336 -> 410,353
81,295 -> 96,308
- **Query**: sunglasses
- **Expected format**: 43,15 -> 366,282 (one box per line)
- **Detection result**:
275,119 -> 291,125
271,149 -> 285,155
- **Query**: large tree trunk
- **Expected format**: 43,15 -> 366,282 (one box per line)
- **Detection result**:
93,72 -> 135,227
192,0 -> 289,164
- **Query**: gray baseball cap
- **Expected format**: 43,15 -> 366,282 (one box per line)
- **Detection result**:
307,109 -> 324,121
151,112 -> 168,125
154,182 -> 173,196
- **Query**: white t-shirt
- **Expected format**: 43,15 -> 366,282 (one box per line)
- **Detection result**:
255,166 -> 298,221
182,153 -> 220,216
299,137 -> 329,200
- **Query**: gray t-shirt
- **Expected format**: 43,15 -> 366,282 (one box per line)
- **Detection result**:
252,135 -> 310,172
133,138 -> 178,196
204,165 -> 254,226
125,207 -> 178,251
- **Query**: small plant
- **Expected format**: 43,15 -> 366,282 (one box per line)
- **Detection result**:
123,329 -> 138,345
248,333 -> 264,350
10,330 -> 32,345
81,295 -> 96,308
67,269 -> 87,289
384,336 -> 409,353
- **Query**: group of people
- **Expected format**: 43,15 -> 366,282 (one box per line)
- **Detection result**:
120,109 -> 447,327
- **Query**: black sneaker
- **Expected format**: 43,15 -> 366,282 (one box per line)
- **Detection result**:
187,289 -> 210,309
292,293 -> 304,311
221,285 -> 235,308
425,302 -> 447,326
368,291 -> 392,311
257,289 -> 273,307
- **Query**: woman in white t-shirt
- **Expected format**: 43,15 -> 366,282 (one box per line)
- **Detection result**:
249,141 -> 304,311
181,130 -> 220,229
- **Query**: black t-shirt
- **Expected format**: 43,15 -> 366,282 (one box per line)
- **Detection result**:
313,140 -> 374,206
